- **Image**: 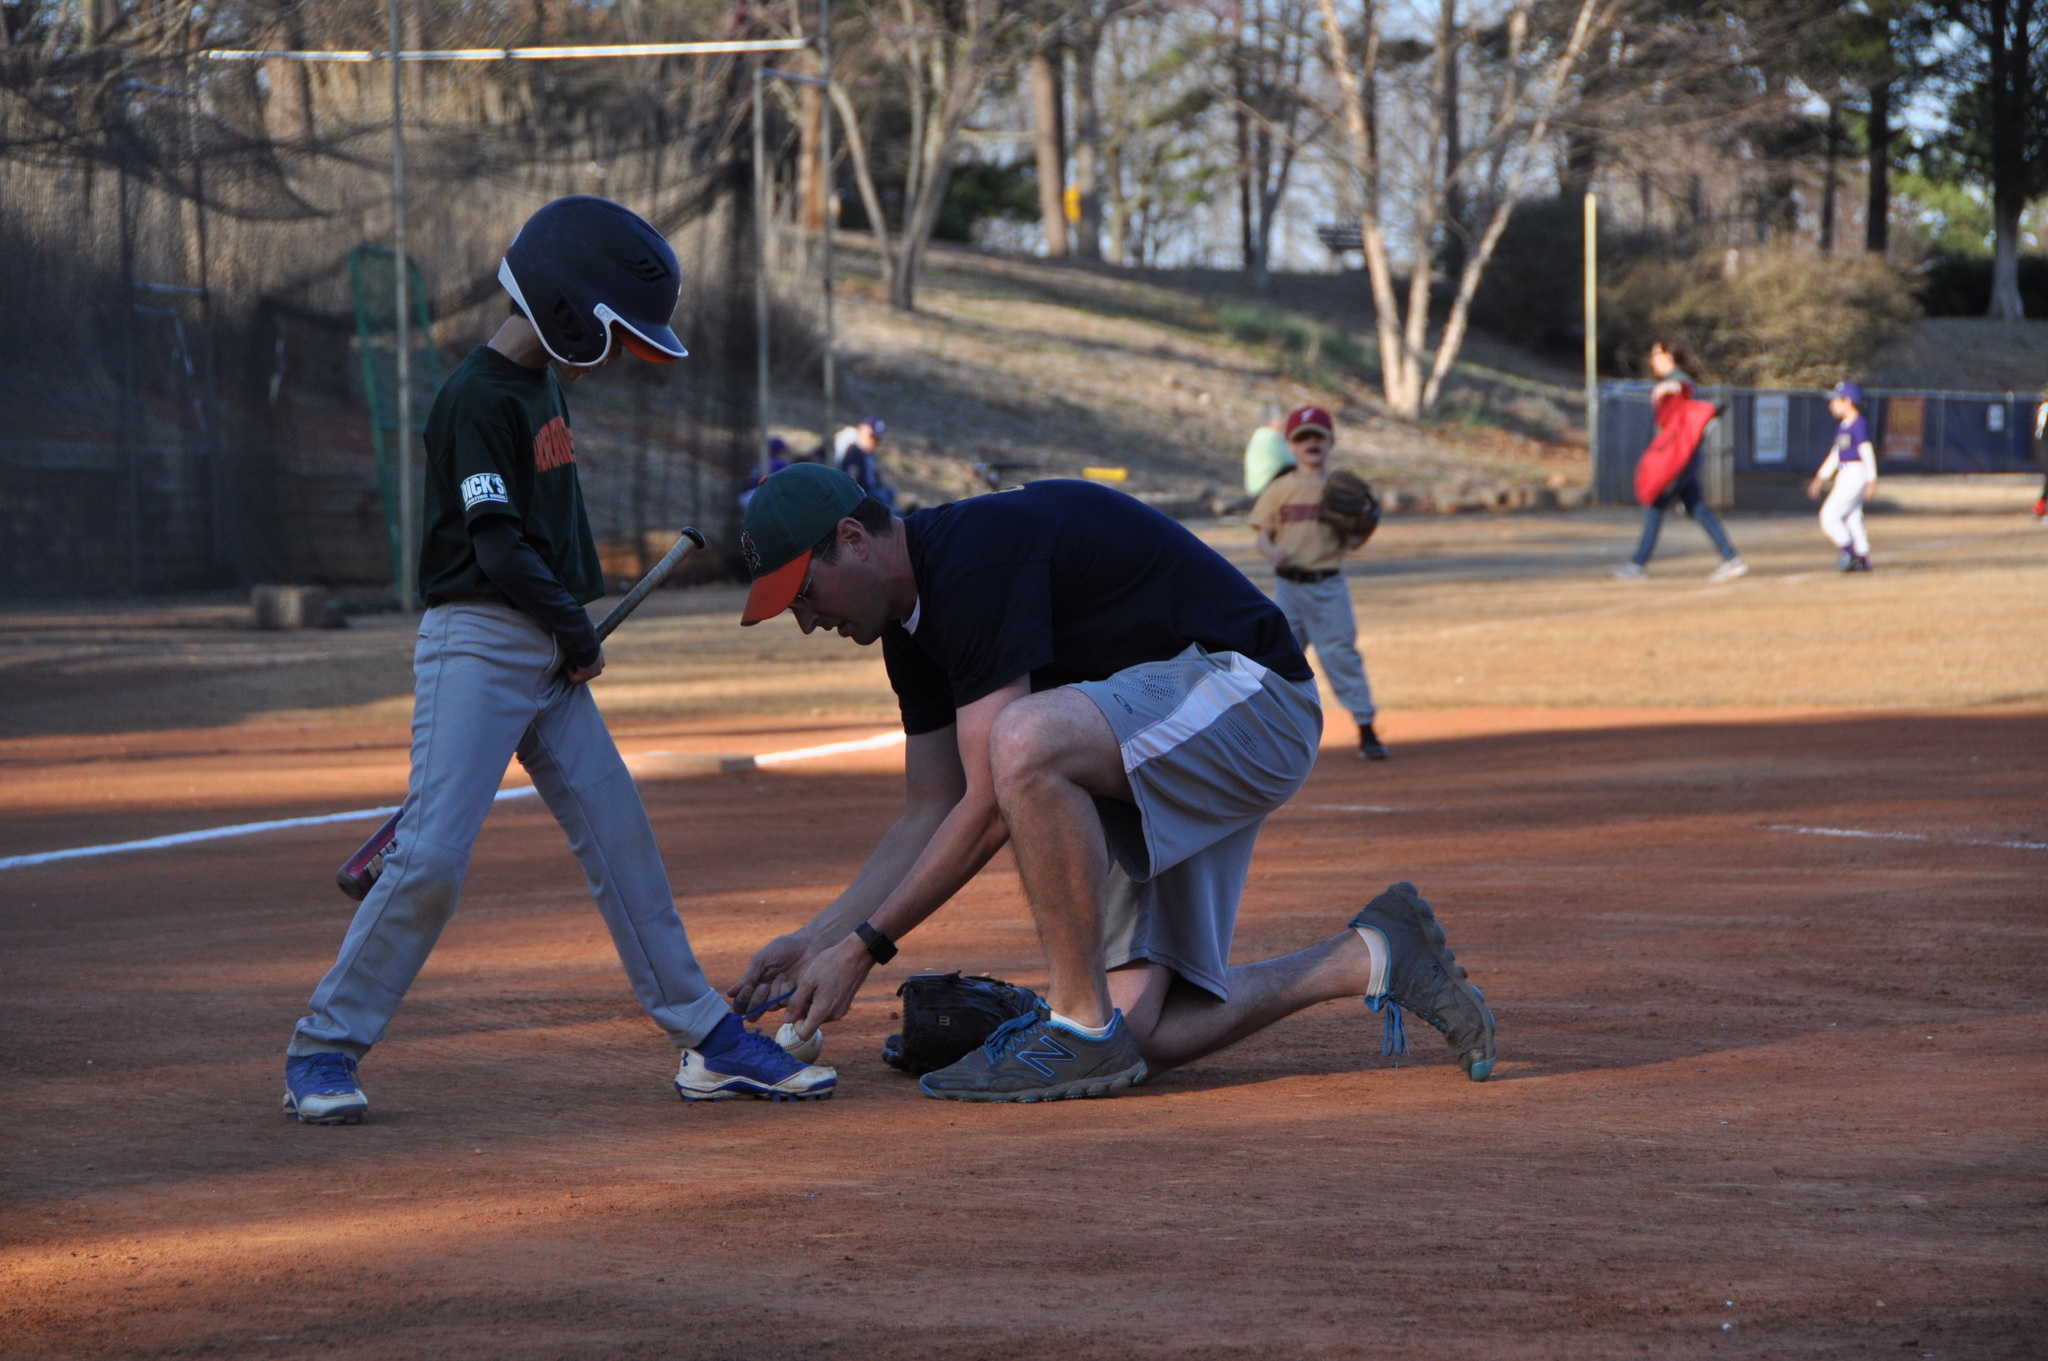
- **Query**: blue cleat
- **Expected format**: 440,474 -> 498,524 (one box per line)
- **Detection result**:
1350,882 -> 1497,1081
675,1012 -> 836,1102
283,1051 -> 369,1124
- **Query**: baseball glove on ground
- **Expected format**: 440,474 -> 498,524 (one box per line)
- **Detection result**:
1320,469 -> 1381,542
882,972 -> 1043,1074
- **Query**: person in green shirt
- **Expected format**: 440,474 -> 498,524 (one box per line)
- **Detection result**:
283,197 -> 835,1126
1243,404 -> 1295,496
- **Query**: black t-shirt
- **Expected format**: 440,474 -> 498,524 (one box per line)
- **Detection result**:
417,346 -> 605,608
880,481 -> 1311,735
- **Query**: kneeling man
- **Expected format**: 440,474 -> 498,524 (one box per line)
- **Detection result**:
730,465 -> 1495,1100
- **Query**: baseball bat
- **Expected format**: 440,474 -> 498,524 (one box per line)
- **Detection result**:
334,527 -> 708,900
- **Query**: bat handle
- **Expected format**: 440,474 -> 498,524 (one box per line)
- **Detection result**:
593,527 -> 706,643
336,811 -> 401,901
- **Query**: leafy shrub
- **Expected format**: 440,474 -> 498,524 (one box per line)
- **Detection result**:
1468,195 -> 1666,356
936,161 -> 1039,243
1916,254 -> 2048,317
1601,248 -> 1920,387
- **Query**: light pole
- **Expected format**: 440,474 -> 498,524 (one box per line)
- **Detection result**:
1583,191 -> 1598,480
753,62 -> 771,480
819,0 -> 836,440
388,0 -> 414,611
753,60 -> 838,478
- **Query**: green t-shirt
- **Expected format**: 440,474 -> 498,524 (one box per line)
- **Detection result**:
417,346 -> 605,608
1243,425 -> 1296,496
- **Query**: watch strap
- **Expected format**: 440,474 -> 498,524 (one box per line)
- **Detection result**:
853,921 -> 898,965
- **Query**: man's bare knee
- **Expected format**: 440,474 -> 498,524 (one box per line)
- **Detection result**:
988,700 -> 1058,805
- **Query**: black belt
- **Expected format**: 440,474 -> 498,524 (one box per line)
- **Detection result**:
1275,568 -> 1340,584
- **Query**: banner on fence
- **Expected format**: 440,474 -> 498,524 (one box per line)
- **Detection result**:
1883,397 -> 1925,461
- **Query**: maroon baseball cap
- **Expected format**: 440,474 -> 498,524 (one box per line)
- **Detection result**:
1286,406 -> 1334,441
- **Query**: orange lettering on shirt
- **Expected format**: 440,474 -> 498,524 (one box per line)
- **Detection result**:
533,416 -> 576,473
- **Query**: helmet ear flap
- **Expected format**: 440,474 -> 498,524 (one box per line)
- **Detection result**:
549,294 -> 587,345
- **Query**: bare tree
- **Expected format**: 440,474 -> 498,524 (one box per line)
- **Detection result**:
1227,0 -> 1321,284
1098,8 -> 1226,264
856,0 -> 1032,310
1315,0 -> 1625,418
1030,36 -> 1069,256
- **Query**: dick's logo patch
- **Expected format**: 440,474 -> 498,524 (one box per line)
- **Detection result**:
460,473 -> 508,510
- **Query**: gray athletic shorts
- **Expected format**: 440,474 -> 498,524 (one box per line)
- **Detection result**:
1074,645 -> 1322,1001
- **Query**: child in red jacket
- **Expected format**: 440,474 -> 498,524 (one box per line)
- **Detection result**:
1613,337 -> 1748,583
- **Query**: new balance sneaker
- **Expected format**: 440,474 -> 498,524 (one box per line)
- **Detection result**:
283,1051 -> 368,1125
675,1012 -> 836,1102
919,1007 -> 1148,1103
1358,723 -> 1389,761
1848,554 -> 1873,572
1835,549 -> 1855,572
1707,557 -> 1749,584
1349,882 -> 1497,1081
1611,562 -> 1649,581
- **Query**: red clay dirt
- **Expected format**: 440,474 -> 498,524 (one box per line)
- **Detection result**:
2,708 -> 2044,1359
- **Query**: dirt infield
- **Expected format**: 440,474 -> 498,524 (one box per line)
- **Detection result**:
2,512 -> 2045,1359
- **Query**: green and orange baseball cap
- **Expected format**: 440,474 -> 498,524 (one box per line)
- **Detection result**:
739,462 -> 867,624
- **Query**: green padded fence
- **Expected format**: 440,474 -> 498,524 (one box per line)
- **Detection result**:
349,246 -> 443,603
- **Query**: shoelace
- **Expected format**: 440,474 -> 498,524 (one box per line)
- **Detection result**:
981,1010 -> 1045,1062
733,1026 -> 801,1068
299,1052 -> 356,1090
1366,994 -> 1407,1062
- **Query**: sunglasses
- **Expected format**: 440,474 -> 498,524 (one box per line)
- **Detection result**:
790,559 -> 819,611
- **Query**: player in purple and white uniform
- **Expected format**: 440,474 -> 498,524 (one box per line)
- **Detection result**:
1808,380 -> 1877,572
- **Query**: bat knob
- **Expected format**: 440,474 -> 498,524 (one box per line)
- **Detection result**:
682,527 -> 706,550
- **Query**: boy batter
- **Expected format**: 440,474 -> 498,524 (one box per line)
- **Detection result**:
1249,406 -> 1387,759
282,197 -> 834,1123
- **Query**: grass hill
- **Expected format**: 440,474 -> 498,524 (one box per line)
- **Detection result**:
764,241 -> 1593,514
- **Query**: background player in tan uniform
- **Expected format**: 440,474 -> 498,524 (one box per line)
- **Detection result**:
1250,406 -> 1387,760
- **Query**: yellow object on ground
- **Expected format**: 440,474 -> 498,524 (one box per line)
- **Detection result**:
1082,466 -> 1129,482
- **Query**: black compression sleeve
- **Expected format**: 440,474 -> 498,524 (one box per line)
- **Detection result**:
469,517 -> 602,668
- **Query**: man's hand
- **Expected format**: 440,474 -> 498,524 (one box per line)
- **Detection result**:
727,931 -> 816,1018
564,647 -> 605,685
1805,477 -> 1824,501
782,933 -> 875,1040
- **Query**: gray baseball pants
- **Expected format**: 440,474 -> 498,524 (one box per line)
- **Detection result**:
1272,573 -> 1377,725
289,602 -> 729,1059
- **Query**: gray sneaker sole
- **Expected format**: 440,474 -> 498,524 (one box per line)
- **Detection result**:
920,1062 -> 1148,1103
675,1083 -> 835,1103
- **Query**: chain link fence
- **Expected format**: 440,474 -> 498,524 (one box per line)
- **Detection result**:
1595,382 -> 2044,506
0,13 -> 827,599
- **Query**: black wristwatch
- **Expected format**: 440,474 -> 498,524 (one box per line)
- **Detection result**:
853,921 -> 898,965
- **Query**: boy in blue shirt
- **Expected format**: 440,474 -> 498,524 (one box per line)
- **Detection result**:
1808,381 -> 1877,572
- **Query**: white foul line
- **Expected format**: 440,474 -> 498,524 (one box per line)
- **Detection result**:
1766,824 -> 2048,852
0,731 -> 904,873
750,730 -> 907,767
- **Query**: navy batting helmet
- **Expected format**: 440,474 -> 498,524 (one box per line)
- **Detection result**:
498,197 -> 687,367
